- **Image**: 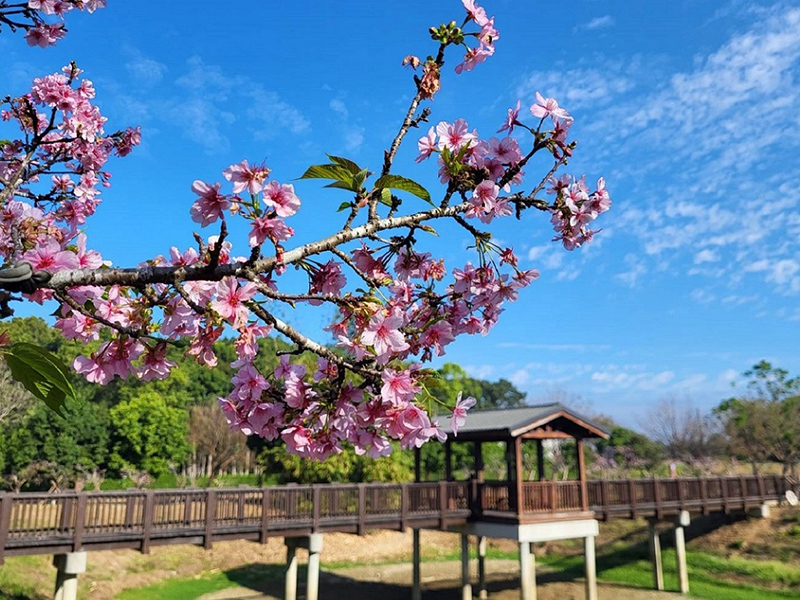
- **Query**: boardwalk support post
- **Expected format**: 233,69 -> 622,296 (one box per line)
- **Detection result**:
675,510 -> 690,595
584,535 -> 597,600
53,552 -> 87,600
284,539 -> 298,600
460,533 -> 472,600
285,534 -> 323,600
478,535 -> 488,600
519,541 -> 536,600
412,528 -> 421,600
648,519 -> 664,591
306,534 -> 323,600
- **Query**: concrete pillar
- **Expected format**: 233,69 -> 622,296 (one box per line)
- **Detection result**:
584,536 -> 597,600
285,542 -> 298,600
306,534 -> 323,600
461,534 -> 472,600
412,528 -> 421,600
53,552 -> 87,600
519,541 -> 535,600
648,520 -> 664,591
478,535 -> 488,600
675,511 -> 690,595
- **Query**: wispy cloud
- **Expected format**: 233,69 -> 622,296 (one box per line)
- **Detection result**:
575,15 -> 615,32
523,5 -> 800,297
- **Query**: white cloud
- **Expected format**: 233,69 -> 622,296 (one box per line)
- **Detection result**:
694,249 -> 719,264
576,15 -> 615,32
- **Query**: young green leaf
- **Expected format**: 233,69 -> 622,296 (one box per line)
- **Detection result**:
299,164 -> 354,183
374,174 -> 432,204
2,342 -> 75,416
326,155 -> 362,175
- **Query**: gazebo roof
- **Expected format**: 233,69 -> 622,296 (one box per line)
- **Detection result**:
441,403 -> 610,442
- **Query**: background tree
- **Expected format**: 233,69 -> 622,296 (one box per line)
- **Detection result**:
109,390 -> 190,478
189,403 -> 248,478
717,362 -> 800,476
640,396 -> 721,465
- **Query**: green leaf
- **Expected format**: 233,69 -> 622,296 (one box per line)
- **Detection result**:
378,188 -> 393,207
2,342 -> 75,416
299,164 -> 354,183
374,174 -> 432,204
326,155 -> 362,175
337,201 -> 353,212
324,180 -> 357,191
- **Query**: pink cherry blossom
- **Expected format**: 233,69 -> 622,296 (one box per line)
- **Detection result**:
210,277 -> 257,328
190,180 -> 230,226
223,159 -> 270,195
263,181 -> 300,217
530,92 -> 570,121
450,392 -> 477,436
360,311 -> 410,363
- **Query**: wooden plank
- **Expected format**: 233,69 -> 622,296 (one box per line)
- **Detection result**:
514,437 -> 523,514
600,480 -> 610,521
757,475 -> 766,503
700,478 -> 709,515
677,477 -> 685,510
629,480 -> 637,518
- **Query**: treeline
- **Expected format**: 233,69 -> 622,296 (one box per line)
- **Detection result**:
0,317 -> 533,491
0,317 -> 795,491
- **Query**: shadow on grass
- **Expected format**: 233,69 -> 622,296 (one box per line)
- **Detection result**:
224,563 -> 528,600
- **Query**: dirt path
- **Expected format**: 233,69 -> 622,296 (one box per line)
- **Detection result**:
198,559 -> 690,600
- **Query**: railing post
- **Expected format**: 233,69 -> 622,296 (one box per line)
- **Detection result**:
0,493 -> 12,565
677,478 -> 685,511
60,496 -> 74,532
439,481 -> 448,529
721,477 -> 729,514
400,484 -> 408,531
183,492 -> 193,526
312,486 -> 321,532
757,475 -> 766,503
653,478 -> 662,519
237,489 -> 246,524
739,475 -> 748,509
549,481 -> 557,512
700,478 -> 708,515
142,491 -> 155,554
260,488 -> 270,544
73,494 -> 87,552
629,480 -> 637,518
204,490 -> 216,550
357,484 -> 366,536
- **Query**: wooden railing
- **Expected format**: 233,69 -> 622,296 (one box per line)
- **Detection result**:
474,474 -> 788,519
0,481 -> 472,561
0,475 -> 790,561
587,475 -> 789,520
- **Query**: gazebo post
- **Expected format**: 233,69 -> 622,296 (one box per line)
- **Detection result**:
514,437 -> 524,515
445,440 -> 453,482
537,440 -> 545,481
414,446 -> 421,483
576,438 -> 588,510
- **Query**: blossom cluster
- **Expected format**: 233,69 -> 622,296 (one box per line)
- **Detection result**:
0,0 -> 610,461
0,63 -> 139,301
0,1 -> 108,48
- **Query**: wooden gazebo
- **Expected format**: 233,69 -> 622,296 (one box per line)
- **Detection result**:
420,403 -> 610,522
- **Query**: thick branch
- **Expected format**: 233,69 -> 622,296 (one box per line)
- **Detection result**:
44,201 -> 473,290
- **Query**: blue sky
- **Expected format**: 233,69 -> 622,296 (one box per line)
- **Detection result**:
2,1 -> 799,427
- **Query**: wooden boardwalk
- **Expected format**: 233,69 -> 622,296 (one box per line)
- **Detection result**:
0,475 -> 789,562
